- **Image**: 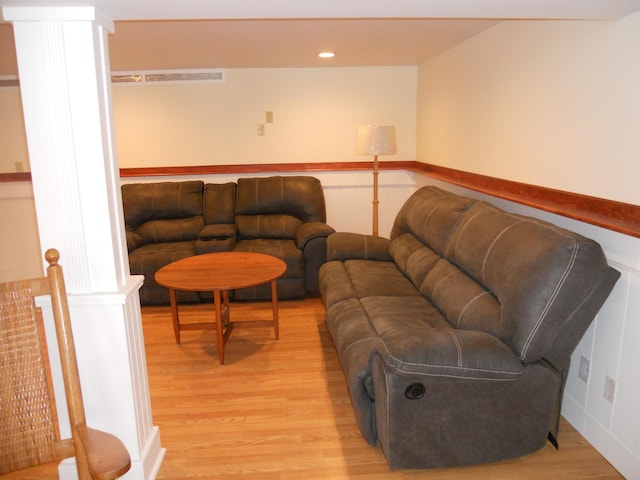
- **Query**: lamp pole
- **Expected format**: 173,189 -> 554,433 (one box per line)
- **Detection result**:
373,154 -> 379,237
356,124 -> 396,238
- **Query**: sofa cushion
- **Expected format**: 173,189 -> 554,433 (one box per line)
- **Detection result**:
236,176 -> 326,222
128,241 -> 200,304
373,327 -> 523,379
363,296 -> 451,335
203,183 -> 236,224
391,232 -> 501,334
445,201 -> 615,363
128,241 -> 195,272
122,181 -> 204,228
420,258 -> 501,333
236,214 -> 302,240
390,186 -> 473,255
136,215 -> 204,244
232,239 -> 306,300
323,296 -> 379,445
234,239 -> 303,279
344,260 -> 421,299
389,233 -> 441,288
318,261 -> 359,308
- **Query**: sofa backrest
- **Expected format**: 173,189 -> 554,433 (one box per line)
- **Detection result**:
122,181 -> 205,243
235,176 -> 326,240
390,186 -> 618,363
390,186 -> 473,255
203,182 -> 236,224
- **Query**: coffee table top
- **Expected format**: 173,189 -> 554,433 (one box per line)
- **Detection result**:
155,252 -> 287,292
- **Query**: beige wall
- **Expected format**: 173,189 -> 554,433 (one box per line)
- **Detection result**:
0,182 -> 41,281
0,66 -> 417,172
416,13 -> 640,205
0,86 -> 29,173
112,66 -> 417,167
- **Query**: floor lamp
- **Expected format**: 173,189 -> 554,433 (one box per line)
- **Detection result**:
356,125 -> 397,237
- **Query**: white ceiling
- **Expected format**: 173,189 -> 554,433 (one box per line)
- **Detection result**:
3,0 -> 640,21
107,18 -> 499,71
1,0 -> 640,73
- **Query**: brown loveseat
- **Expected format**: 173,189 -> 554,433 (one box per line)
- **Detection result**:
319,185 -> 619,470
122,176 -> 334,305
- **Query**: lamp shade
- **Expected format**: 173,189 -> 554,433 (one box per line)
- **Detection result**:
356,125 -> 397,156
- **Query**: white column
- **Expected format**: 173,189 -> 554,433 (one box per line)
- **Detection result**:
3,6 -> 165,479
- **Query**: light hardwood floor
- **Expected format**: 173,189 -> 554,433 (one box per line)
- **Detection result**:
145,298 -> 622,480
4,298 -> 622,479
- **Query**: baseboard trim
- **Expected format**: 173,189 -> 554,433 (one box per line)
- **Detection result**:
563,393 -> 639,480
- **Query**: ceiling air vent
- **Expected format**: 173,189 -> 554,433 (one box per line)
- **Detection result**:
111,73 -> 143,84
111,69 -> 226,85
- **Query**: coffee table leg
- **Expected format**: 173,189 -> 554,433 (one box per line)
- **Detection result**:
213,289 -> 225,365
271,279 -> 279,340
169,288 -> 181,344
222,290 -> 230,325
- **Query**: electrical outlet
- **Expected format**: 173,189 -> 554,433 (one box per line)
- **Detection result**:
578,355 -> 590,383
266,111 -> 274,123
257,124 -> 265,136
604,376 -> 616,404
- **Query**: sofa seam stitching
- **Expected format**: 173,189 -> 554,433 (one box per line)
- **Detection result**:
520,238 -> 579,360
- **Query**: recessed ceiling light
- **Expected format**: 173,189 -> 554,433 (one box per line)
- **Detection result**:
318,52 -> 335,59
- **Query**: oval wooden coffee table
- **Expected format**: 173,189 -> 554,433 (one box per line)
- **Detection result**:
155,252 -> 287,364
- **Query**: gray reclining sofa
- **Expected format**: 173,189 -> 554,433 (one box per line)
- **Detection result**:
122,176 -> 334,305
319,185 -> 620,470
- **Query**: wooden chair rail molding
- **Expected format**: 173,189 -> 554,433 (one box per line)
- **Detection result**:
2,161 -> 638,238
408,162 -> 640,239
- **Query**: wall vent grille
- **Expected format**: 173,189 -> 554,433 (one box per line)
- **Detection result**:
111,69 -> 226,85
1,69 -> 226,88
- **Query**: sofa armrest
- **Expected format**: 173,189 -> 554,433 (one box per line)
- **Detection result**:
199,224 -> 236,240
196,224 -> 237,254
371,327 -> 523,380
195,238 -> 235,254
295,222 -> 335,249
326,232 -> 392,262
126,230 -> 144,253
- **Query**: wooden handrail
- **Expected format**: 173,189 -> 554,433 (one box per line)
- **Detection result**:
0,172 -> 31,182
406,162 -> 639,239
